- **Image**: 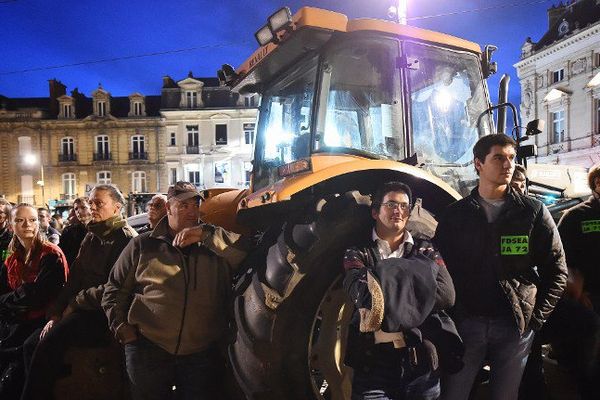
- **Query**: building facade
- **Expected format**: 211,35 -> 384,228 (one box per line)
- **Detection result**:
160,73 -> 258,190
514,0 -> 600,168
0,79 -> 165,211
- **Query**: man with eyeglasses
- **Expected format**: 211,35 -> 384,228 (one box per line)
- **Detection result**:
435,134 -> 567,400
343,181 -> 458,400
102,181 -> 249,399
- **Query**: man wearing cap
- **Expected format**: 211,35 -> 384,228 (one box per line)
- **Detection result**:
102,182 -> 249,400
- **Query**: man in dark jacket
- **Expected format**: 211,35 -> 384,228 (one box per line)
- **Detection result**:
344,181 -> 457,400
558,163 -> 600,309
58,197 -> 92,266
21,184 -> 137,400
435,134 -> 567,400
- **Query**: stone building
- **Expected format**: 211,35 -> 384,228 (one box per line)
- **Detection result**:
160,72 -> 258,190
514,0 -> 600,168
0,79 -> 164,211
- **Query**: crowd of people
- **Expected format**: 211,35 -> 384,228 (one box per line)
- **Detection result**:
0,133 -> 598,400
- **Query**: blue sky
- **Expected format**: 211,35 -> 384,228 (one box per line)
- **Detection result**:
0,0 -> 556,106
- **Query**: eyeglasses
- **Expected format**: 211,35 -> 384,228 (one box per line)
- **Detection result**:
381,201 -> 410,211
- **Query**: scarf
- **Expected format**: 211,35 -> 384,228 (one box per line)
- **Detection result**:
87,214 -> 126,239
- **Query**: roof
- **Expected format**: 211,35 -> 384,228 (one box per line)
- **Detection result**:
534,0 -> 600,50
0,96 -> 49,111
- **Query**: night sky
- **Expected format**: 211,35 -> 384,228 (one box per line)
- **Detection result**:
1,0 -> 556,105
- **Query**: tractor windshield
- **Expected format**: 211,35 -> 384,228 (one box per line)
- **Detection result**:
252,55 -> 318,190
252,35 -> 491,194
406,42 -> 491,194
315,36 -> 404,159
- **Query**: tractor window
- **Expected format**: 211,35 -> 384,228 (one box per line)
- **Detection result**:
253,56 -> 318,190
406,42 -> 491,195
316,37 -> 404,159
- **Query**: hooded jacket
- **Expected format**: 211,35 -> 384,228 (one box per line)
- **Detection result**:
434,187 -> 567,333
102,218 -> 248,355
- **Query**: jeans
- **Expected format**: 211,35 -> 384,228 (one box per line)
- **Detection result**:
124,335 -> 219,400
351,346 -> 440,400
441,316 -> 534,400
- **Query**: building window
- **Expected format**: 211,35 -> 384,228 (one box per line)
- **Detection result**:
170,132 -> 176,146
132,171 -> 146,193
134,102 -> 142,116
244,123 -> 255,145
186,91 -> 197,108
62,104 -> 73,118
243,161 -> 252,187
552,109 -> 565,143
131,135 -> 146,159
188,171 -> 201,187
62,173 -> 76,200
61,137 -> 74,156
215,124 -> 228,145
186,126 -> 199,154
552,68 -> 565,83
187,126 -> 199,146
214,161 -> 230,185
97,171 -> 111,184
95,135 -> 110,160
595,53 -> 600,68
244,95 -> 258,107
97,101 -> 106,117
169,168 -> 177,185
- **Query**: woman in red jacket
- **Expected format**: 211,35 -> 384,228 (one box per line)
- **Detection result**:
0,204 -> 68,397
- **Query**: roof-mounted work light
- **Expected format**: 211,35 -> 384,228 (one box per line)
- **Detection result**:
254,7 -> 293,46
255,24 -> 274,46
268,7 -> 292,33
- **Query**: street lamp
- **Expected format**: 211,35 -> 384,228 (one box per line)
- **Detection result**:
387,0 -> 408,24
23,153 -> 45,206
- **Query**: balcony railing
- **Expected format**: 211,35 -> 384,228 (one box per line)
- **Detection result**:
93,152 -> 112,161
129,152 -> 148,160
186,146 -> 199,154
58,153 -> 78,162
60,193 -> 77,201
17,195 -> 35,204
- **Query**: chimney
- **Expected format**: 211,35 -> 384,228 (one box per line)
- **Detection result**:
48,78 -> 66,118
548,3 -> 567,29
162,75 -> 176,88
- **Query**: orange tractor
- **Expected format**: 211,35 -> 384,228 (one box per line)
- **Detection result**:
199,6 -> 538,400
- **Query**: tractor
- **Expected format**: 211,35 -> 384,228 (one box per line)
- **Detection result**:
198,6 -> 541,400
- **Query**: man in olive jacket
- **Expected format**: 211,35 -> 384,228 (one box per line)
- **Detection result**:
21,184 -> 137,400
435,134 -> 567,400
102,181 -> 248,400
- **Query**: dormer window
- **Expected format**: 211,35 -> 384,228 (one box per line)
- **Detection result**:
58,95 -> 76,119
92,85 -> 111,117
97,101 -> 106,117
186,91 -> 198,108
128,94 -> 146,117
63,104 -> 73,118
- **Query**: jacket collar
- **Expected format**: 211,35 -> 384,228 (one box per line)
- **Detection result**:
150,216 -> 173,242
467,185 -> 526,211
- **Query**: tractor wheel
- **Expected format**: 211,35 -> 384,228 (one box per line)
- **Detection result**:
230,191 -> 372,400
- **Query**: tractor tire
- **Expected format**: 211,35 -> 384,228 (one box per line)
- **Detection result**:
230,191 -> 372,400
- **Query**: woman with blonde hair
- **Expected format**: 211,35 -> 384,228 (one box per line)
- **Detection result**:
0,204 -> 68,397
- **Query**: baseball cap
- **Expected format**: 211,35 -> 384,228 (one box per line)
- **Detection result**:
167,181 -> 201,201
